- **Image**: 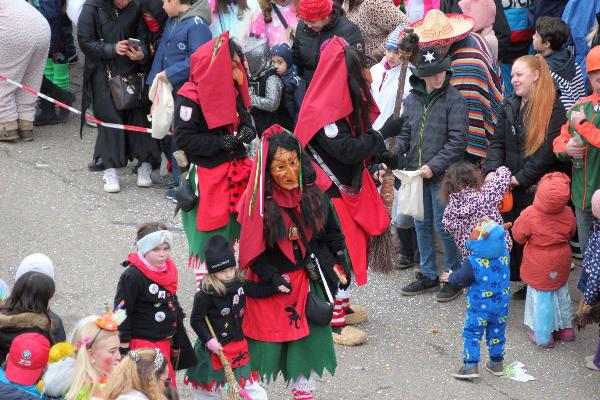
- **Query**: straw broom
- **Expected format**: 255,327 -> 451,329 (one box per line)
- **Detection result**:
369,28 -> 419,273
204,316 -> 253,400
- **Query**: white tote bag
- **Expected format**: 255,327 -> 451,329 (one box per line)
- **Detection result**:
392,169 -> 424,221
148,77 -> 174,140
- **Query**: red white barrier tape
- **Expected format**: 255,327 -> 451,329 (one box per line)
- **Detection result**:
0,74 -> 152,134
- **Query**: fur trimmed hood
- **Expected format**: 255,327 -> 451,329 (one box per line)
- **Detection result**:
0,312 -> 51,331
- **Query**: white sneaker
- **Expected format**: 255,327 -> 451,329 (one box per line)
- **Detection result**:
103,168 -> 120,193
137,162 -> 152,187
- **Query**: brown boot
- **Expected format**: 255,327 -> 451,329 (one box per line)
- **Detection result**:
0,121 -> 19,141
17,120 -> 34,142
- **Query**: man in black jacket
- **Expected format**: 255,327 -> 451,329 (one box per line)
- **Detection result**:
292,0 -> 364,84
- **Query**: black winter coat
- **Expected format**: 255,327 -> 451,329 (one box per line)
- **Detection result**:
395,77 -> 468,182
483,93 -> 568,189
250,199 -> 349,297
308,119 -> 386,195
173,96 -> 248,168
114,265 -> 179,343
77,0 -> 149,125
292,9 -> 364,83
0,312 -> 54,363
190,281 -> 275,346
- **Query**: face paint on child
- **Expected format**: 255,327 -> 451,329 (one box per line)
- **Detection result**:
89,335 -> 122,374
270,147 -> 301,190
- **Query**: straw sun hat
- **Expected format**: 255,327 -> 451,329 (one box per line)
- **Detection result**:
412,9 -> 474,48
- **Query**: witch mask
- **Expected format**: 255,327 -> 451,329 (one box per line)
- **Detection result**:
270,147 -> 301,190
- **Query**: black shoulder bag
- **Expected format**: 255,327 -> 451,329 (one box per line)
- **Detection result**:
283,209 -> 334,326
93,7 -> 145,111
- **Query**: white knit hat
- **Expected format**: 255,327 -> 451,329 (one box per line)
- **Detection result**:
16,253 -> 55,281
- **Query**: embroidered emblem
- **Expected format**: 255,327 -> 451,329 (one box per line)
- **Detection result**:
324,123 -> 338,138
221,307 -> 231,316
238,287 -> 244,296
22,350 -> 31,360
549,271 -> 558,279
224,322 -> 230,329
179,106 -> 192,122
177,42 -> 186,51
154,303 -> 161,308
158,290 -> 166,299
221,332 -> 228,337
288,225 -> 300,240
149,284 -> 159,295
233,294 -> 240,305
154,311 -> 166,322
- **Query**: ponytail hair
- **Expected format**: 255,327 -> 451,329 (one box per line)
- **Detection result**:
515,54 -> 556,157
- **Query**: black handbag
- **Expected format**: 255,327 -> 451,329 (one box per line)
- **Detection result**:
305,289 -> 334,326
283,209 -> 334,326
176,166 -> 198,212
107,68 -> 145,111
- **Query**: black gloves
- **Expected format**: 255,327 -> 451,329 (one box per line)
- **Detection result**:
222,134 -> 244,151
237,123 -> 257,144
379,151 -> 399,170
272,274 -> 292,293
379,115 -> 405,139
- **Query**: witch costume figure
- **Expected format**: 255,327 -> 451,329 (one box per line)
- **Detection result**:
174,32 -> 257,287
294,36 -> 393,345
237,125 -> 350,400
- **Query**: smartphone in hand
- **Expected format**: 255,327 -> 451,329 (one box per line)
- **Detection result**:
128,38 -> 141,50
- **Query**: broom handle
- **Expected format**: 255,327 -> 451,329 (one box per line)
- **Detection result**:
204,316 -> 235,375
387,53 -> 410,153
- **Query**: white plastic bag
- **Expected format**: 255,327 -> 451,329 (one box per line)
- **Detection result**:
392,169 -> 424,220
148,77 -> 174,140
66,0 -> 85,25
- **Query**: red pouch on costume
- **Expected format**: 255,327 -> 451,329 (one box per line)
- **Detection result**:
339,168 -> 389,236
210,338 -> 250,370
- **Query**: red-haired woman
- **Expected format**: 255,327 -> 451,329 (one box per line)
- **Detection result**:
483,54 -> 568,298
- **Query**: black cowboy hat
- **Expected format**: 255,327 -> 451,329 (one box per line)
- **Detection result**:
410,46 -> 451,78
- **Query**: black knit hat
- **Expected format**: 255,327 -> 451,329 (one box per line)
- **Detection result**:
204,235 -> 236,274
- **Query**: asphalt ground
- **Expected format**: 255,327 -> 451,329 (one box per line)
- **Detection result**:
0,61 -> 599,400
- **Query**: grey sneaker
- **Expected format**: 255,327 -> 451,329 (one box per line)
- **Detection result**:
436,284 -> 462,302
400,273 -> 440,296
137,162 -> 153,187
485,361 -> 504,376
452,364 -> 479,380
103,168 -> 120,193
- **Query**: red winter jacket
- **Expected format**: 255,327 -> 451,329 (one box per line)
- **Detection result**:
512,172 -> 576,290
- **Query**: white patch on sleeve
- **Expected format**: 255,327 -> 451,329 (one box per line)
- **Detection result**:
324,123 -> 339,138
179,105 -> 192,122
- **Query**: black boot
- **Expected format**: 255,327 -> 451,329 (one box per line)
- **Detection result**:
50,84 -> 75,123
34,99 -> 58,126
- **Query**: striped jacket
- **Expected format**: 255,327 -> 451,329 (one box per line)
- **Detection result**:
545,48 -> 586,112
449,34 -> 504,158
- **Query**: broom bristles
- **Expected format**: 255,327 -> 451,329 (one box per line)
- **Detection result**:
369,231 -> 394,273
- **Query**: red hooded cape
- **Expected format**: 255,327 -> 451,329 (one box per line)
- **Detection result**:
294,36 -> 379,147
177,32 -> 251,130
237,125 -> 310,269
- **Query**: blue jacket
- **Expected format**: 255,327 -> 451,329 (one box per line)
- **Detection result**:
147,0 -> 212,92
450,222 -> 511,311
562,0 -> 600,86
0,369 -> 47,400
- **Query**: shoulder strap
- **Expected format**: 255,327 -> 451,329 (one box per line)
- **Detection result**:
271,3 -> 289,30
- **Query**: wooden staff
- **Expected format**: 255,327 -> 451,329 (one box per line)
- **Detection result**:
369,27 -> 419,274
204,316 -> 252,400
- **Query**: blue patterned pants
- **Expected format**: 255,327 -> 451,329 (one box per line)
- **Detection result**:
463,306 -> 508,363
